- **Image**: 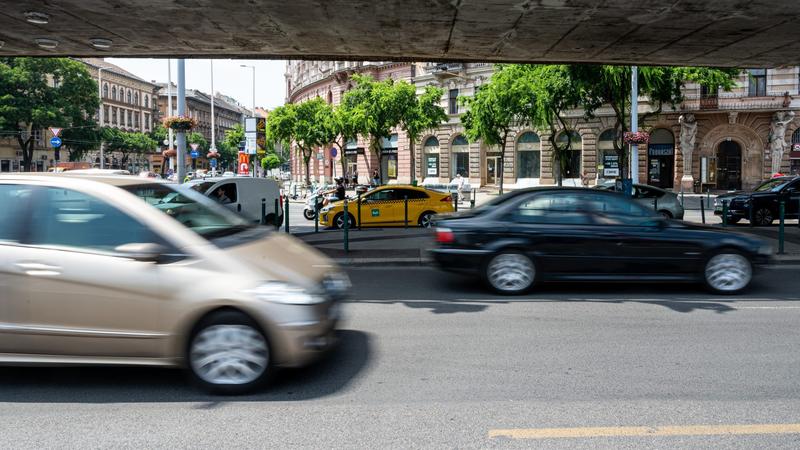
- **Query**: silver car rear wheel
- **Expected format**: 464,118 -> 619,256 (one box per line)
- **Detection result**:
704,252 -> 752,294
486,252 -> 535,294
190,324 -> 269,386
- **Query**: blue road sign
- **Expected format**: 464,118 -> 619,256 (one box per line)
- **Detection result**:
330,147 -> 338,158
190,149 -> 199,158
210,158 -> 218,168
50,137 -> 62,148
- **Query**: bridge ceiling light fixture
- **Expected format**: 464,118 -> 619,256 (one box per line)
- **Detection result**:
89,38 -> 113,50
34,38 -> 58,49
24,11 -> 50,25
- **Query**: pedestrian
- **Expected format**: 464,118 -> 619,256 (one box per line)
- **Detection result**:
335,177 -> 346,201
372,169 -> 380,186
352,169 -> 359,187
451,173 -> 465,203
580,170 -> 590,187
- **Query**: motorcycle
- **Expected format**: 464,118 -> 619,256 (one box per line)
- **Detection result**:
303,188 -> 339,220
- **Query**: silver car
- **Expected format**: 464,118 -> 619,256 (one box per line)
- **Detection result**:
595,182 -> 685,219
0,174 -> 348,394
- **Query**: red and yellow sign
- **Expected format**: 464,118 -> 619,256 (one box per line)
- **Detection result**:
238,152 -> 250,175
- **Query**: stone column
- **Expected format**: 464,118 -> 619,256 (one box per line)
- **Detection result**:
679,114 -> 697,192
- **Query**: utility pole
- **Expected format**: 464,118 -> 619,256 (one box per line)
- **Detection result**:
177,59 -> 187,183
98,66 -> 107,169
630,66 -> 639,185
167,59 -> 174,173
210,60 -> 216,176
241,64 -> 256,178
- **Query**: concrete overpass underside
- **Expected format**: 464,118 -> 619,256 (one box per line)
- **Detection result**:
0,0 -> 798,66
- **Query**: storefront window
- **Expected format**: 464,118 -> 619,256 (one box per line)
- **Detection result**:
516,132 -> 540,178
451,135 -> 469,177
423,136 -> 439,178
556,131 -> 582,178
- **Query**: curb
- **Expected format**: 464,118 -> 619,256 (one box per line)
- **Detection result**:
330,256 -> 800,267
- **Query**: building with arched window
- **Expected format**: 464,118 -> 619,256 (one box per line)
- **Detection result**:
516,131 -> 540,185
422,136 -> 440,181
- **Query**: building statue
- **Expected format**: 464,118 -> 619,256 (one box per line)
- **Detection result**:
679,114 -> 697,189
769,111 -> 795,173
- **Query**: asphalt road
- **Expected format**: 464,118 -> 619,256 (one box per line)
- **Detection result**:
2,266 -> 800,448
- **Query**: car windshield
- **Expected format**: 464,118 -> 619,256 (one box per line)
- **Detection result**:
755,179 -> 791,192
188,181 -> 215,194
122,183 -> 253,239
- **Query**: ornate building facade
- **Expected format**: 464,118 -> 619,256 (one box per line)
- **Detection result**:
287,61 -> 800,191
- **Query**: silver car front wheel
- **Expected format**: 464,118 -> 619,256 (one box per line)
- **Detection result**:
704,252 -> 752,294
190,322 -> 269,391
486,252 -> 536,294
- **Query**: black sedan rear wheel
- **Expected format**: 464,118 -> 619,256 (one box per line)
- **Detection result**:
703,250 -> 752,294
484,251 -> 536,295
753,207 -> 774,226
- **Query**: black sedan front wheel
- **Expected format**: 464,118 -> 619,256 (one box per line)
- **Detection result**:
753,207 -> 775,226
484,251 -> 536,295
703,250 -> 752,294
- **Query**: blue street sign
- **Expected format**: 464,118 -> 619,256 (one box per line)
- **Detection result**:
330,147 -> 337,158
50,137 -> 62,148
210,158 -> 218,168
190,149 -> 199,158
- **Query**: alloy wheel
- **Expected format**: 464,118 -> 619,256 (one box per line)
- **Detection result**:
190,324 -> 269,386
419,212 -> 434,228
335,213 -> 351,229
486,253 -> 535,293
754,208 -> 774,226
704,253 -> 752,293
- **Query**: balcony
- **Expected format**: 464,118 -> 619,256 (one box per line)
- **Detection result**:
681,91 -> 793,112
425,63 -> 465,79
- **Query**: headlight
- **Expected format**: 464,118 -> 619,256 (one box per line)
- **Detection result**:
246,281 -> 326,305
322,271 -> 351,298
320,205 -> 332,213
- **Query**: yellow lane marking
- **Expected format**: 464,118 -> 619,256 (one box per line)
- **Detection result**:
489,424 -> 800,439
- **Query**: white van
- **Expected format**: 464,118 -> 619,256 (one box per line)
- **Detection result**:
187,177 -> 284,225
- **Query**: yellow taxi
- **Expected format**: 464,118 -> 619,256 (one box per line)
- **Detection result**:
318,185 -> 454,228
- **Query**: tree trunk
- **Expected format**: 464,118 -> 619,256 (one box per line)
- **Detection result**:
408,136 -> 416,185
17,128 -> 35,172
303,154 -> 312,186
498,132 -> 507,195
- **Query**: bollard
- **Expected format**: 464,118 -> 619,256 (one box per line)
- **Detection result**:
700,198 -> 706,224
343,198 -> 349,253
284,195 -> 290,233
778,200 -> 785,254
749,195 -> 754,227
706,189 -> 711,209
404,195 -> 409,229
653,196 -> 658,212
471,188 -> 476,209
274,198 -> 279,230
680,187 -> 684,208
357,193 -> 362,231
453,192 -> 458,212
314,199 -> 320,233
722,200 -> 729,227
261,198 -> 266,225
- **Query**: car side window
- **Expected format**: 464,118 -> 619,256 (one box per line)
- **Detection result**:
635,187 -> 660,199
583,192 -> 658,226
0,184 -> 34,243
367,189 -> 395,202
397,189 -> 428,200
210,183 -> 237,204
29,187 -> 168,254
510,193 -> 591,225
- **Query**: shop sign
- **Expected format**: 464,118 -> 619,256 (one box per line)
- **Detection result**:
648,144 -> 674,156
602,153 -> 619,177
426,155 -> 438,175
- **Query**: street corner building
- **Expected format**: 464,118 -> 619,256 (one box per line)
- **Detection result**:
285,61 -> 800,192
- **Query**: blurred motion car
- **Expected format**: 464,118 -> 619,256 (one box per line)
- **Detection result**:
714,176 -> 799,225
0,174 -> 348,394
186,177 -> 284,225
595,181 -> 684,219
431,187 -> 771,295
318,185 -> 454,228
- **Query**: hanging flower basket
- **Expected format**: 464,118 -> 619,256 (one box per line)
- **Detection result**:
207,151 -> 220,159
623,131 -> 650,145
162,148 -> 177,158
163,115 -> 198,131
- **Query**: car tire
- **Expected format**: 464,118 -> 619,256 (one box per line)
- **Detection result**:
703,250 -> 753,295
418,211 -> 435,228
484,251 -> 536,295
728,217 -> 741,224
303,209 -> 316,220
334,212 -> 354,229
753,207 -> 775,226
657,210 -> 673,219
187,310 -> 271,395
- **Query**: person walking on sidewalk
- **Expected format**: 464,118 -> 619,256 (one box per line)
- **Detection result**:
452,173 -> 465,203
352,169 -> 359,187
372,169 -> 380,187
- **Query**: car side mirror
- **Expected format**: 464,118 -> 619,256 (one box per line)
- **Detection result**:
115,243 -> 166,262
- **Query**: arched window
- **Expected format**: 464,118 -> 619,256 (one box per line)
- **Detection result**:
127,90 -> 132,104
134,92 -> 139,106
111,86 -> 116,101
144,96 -> 149,108
422,136 -> 440,178
598,129 -> 617,178
451,135 -> 469,177
516,132 -> 541,179
556,130 -> 582,179
380,134 -> 399,180
103,83 -> 108,98
327,90 -> 333,104
647,128 -> 675,188
792,128 -> 800,146
791,129 -> 800,175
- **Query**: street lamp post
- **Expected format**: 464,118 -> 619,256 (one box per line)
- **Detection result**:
176,59 -> 187,183
241,64 -> 256,178
97,66 -> 112,169
210,60 -> 217,176
630,66 -> 639,186
167,59 -> 175,173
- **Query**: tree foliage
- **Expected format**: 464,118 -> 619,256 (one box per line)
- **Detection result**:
261,154 -> 281,171
400,84 -> 447,183
101,127 -> 157,167
265,98 -> 329,185
0,57 -> 99,171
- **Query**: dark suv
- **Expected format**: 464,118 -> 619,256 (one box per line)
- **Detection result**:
714,176 -> 800,225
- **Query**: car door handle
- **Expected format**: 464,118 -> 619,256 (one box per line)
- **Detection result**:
15,262 -> 61,276
237,204 -> 242,212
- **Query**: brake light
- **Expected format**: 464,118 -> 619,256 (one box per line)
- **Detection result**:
436,227 -> 455,244
442,195 -> 452,202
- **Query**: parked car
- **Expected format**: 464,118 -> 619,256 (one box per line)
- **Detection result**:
595,181 -> 684,219
431,187 -> 772,295
318,185 -> 454,229
68,168 -> 132,176
714,176 -> 800,225
0,174 -> 348,393
222,171 -> 235,178
186,177 -> 284,225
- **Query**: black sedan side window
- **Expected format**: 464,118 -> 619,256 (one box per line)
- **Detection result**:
510,193 -> 591,225
583,193 -> 658,226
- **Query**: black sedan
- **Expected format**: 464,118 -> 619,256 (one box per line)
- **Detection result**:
431,188 -> 772,295
714,176 -> 800,225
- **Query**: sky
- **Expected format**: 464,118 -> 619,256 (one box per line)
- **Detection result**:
106,58 -> 287,110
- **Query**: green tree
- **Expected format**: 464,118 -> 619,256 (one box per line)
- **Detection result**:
319,101 -> 360,179
101,127 -> 157,168
62,120 -> 101,162
265,99 -> 329,185
569,65 -> 739,178
261,154 -> 281,171
0,57 -> 99,171
186,131 -> 208,152
341,74 -> 417,181
460,65 -> 536,194
400,85 -> 447,184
